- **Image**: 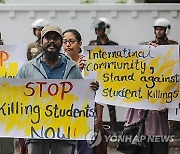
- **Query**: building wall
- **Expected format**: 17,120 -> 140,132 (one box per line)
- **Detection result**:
0,4 -> 179,46
0,3 -> 179,121
5,0 -> 135,4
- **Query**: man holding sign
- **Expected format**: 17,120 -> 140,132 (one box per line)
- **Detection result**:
17,25 -> 99,154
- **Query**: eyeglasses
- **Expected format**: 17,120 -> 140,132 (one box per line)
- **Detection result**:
62,38 -> 78,44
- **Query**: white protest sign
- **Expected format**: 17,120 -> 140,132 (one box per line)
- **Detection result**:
0,78 -> 95,140
0,44 -> 27,78
84,45 -> 179,110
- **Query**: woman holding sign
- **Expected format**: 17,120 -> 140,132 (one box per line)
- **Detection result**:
122,18 -> 178,154
63,29 -> 107,154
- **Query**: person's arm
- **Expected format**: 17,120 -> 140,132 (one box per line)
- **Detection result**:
96,103 -> 103,120
95,103 -> 104,131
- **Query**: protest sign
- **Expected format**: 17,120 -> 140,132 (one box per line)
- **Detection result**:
84,45 -> 179,109
0,44 -> 27,78
0,78 -> 94,140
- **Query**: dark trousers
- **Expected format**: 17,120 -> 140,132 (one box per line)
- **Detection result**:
107,105 -> 117,131
138,142 -> 168,154
77,141 -> 93,154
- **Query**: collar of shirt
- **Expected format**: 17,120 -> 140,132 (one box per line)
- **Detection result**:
40,54 -> 66,69
40,54 -> 67,79
154,37 -> 169,45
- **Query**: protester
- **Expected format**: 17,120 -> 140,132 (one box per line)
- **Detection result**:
27,18 -> 48,60
63,28 -> 107,154
17,25 -> 99,154
124,18 -> 178,154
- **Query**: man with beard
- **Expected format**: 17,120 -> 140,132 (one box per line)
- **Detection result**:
17,25 -> 99,154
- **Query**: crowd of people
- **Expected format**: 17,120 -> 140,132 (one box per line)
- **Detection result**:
0,17 -> 179,154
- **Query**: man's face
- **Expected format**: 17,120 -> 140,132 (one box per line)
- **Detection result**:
35,28 -> 42,39
155,27 -> 166,39
41,31 -> 62,60
95,28 -> 106,38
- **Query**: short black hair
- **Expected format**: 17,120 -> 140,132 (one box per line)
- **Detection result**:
63,29 -> 82,42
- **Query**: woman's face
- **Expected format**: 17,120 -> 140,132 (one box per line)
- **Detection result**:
63,32 -> 82,57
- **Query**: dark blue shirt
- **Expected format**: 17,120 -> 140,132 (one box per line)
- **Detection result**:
41,56 -> 67,79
